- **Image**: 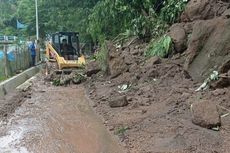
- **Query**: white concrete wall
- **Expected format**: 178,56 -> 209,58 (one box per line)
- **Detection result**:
0,66 -> 41,97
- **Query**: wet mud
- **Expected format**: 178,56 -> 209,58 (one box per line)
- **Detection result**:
0,77 -> 124,153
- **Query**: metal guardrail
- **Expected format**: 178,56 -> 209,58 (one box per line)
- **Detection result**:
0,43 -> 31,79
0,36 -> 17,43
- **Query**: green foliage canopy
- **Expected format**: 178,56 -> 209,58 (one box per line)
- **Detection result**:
0,0 -> 187,43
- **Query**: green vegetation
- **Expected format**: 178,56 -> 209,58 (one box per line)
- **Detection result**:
115,126 -> 129,135
0,76 -> 6,82
0,0 -> 187,60
145,35 -> 172,58
0,0 -> 187,40
94,41 -> 109,72
160,0 -> 188,24
52,79 -> 61,86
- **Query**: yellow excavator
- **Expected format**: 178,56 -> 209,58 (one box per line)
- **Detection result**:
46,32 -> 85,71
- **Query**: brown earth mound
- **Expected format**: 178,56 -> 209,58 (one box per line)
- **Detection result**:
86,38 -> 230,152
169,0 -> 230,82
86,1 -> 230,150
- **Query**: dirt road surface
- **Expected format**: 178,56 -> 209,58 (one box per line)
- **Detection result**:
0,76 -> 124,153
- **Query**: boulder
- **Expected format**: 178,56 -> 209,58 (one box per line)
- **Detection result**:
108,45 -> 128,78
169,24 -> 187,53
184,18 -> 230,81
191,100 -> 221,129
85,61 -> 101,77
109,56 -> 127,78
109,95 -> 128,108
181,0 -> 229,22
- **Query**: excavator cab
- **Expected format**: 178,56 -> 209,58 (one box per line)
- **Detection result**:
46,32 -> 85,70
52,32 -> 80,59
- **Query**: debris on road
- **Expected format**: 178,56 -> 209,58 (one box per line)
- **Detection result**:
191,100 -> 221,129
109,95 -> 128,108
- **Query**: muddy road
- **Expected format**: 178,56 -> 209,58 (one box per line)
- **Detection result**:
0,76 -> 124,153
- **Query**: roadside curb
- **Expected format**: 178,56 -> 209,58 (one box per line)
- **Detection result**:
0,65 -> 42,97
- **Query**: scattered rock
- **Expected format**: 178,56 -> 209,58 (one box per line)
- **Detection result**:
85,61 -> 101,77
146,56 -> 161,67
109,126 -> 115,131
211,89 -> 226,96
181,0 -> 229,22
109,57 -> 127,78
109,95 -> 128,108
169,24 -> 187,53
191,100 -> 221,129
127,96 -> 133,101
141,109 -> 147,114
184,18 -> 230,81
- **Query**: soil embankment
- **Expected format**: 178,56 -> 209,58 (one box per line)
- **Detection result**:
85,1 -> 230,152
86,45 -> 230,152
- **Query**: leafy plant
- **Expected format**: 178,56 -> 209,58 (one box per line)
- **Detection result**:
52,79 -> 61,86
94,41 -> 109,72
160,0 -> 188,24
145,35 -> 172,58
116,126 -> 129,135
72,73 -> 87,84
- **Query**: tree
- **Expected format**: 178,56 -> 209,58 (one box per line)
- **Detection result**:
1,0 -> 187,43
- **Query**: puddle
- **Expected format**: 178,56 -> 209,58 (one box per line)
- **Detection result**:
0,84 -> 124,153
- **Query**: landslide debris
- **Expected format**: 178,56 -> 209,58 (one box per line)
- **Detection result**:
169,0 -> 230,82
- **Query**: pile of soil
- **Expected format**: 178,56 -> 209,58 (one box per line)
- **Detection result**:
44,62 -> 87,86
85,1 -> 230,152
169,0 -> 230,81
86,41 -> 230,152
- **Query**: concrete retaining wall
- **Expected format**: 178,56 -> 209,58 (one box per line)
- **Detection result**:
0,66 -> 41,97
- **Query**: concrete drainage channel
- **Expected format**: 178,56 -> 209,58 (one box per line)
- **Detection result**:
0,65 -> 41,97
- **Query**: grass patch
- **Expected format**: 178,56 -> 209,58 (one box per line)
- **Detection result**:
115,126 -> 129,135
144,35 -> 172,58
0,76 -> 6,82
94,41 -> 109,72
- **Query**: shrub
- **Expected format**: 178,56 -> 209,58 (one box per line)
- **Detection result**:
160,0 -> 188,24
94,41 -> 109,72
144,35 -> 172,58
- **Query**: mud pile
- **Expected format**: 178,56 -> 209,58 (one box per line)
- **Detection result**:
86,1 -> 230,152
87,39 -> 230,152
44,62 -> 87,86
169,0 -> 230,81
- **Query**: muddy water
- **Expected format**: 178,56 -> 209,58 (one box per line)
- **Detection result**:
0,83 -> 124,153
